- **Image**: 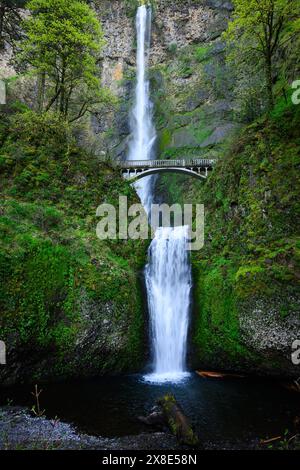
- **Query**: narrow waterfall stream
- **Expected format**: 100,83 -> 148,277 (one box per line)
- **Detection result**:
128,5 -> 156,213
128,5 -> 191,382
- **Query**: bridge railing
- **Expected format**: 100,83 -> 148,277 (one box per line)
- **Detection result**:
118,158 -> 215,168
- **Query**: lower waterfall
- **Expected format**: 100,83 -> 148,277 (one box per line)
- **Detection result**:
144,226 -> 192,382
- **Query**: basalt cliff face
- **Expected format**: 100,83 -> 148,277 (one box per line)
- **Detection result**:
91,0 -> 234,160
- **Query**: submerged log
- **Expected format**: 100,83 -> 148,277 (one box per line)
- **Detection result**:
157,394 -> 199,446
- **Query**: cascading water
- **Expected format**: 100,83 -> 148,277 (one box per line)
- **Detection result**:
145,227 -> 192,382
128,5 -> 191,382
128,5 -> 156,213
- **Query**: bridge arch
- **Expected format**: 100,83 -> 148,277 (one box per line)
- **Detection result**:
118,158 -> 215,181
122,167 -> 208,180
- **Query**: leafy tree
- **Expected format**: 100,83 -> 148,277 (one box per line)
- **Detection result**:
224,0 -> 300,112
18,0 -> 112,121
0,0 -> 26,48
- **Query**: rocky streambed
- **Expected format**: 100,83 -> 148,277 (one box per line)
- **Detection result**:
0,404 -> 299,451
0,407 -> 179,451
0,407 -> 262,450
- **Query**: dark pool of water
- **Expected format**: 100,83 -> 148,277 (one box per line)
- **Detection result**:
0,373 -> 299,441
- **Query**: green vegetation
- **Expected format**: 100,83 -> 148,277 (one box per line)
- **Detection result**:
224,0 -> 300,112
18,0 -> 113,120
0,109 -> 148,380
0,0 -> 150,383
192,100 -> 300,369
0,0 -> 300,382
194,45 -> 213,63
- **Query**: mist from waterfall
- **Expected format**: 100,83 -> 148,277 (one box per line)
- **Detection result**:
128,5 -> 156,214
128,6 -> 191,383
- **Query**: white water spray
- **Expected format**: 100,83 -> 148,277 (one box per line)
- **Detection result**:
128,6 -> 191,382
128,5 -> 156,213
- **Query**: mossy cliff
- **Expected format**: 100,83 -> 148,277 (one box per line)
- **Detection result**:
190,103 -> 300,377
0,111 -> 148,385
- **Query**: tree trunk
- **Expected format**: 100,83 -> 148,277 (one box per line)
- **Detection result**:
59,60 -> 66,116
158,394 -> 199,446
60,81 -> 65,115
266,53 -> 274,112
37,72 -> 46,113
0,5 -> 6,49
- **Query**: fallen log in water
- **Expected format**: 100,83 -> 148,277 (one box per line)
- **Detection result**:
260,436 -> 282,445
157,394 -> 199,446
282,379 -> 300,394
138,408 -> 165,428
196,370 -> 245,379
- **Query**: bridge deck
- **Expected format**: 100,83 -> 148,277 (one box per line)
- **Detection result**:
118,158 -> 215,169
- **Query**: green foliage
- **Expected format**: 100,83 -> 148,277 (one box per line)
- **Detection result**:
178,56 -> 193,78
158,128 -> 172,152
224,0 -> 300,113
0,110 -> 148,377
124,0 -> 141,17
123,0 -> 158,18
194,45 -> 212,63
18,0 -> 113,121
167,42 -> 178,55
191,103 -> 300,365
0,239 -> 78,348
192,126 -> 213,144
270,88 -> 296,120
193,260 -> 253,362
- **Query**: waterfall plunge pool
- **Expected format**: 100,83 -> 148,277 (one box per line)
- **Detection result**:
1,373 -> 298,443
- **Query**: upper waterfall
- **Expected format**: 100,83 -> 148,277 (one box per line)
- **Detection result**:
128,5 -> 156,213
